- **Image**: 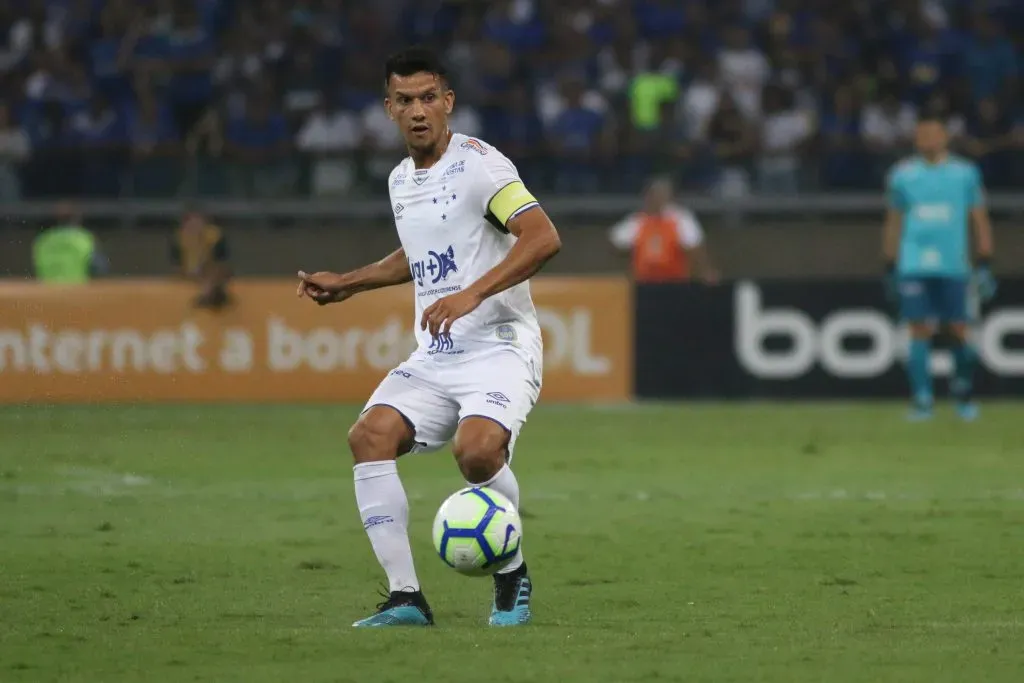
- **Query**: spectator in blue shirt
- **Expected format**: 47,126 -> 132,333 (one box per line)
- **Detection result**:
25,48 -> 92,112
128,87 -> 182,197
547,77 -> 605,193
89,6 -> 134,105
225,95 -> 294,197
633,0 -> 687,41
963,97 -> 1016,188
71,94 -> 128,197
484,0 -> 546,52
22,100 -> 78,198
281,48 -> 326,133
147,1 -> 217,136
337,57 -> 379,113
898,16 -> 953,106
0,103 -> 30,201
818,85 -> 867,189
483,84 -> 545,183
963,13 -> 1017,102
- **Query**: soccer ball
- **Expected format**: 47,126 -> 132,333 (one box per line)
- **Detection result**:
432,487 -> 522,577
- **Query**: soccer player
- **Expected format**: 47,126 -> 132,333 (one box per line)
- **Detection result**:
883,116 -> 996,421
296,47 -> 560,627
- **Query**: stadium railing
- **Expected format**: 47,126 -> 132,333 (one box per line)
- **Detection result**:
1,194 -> 1022,226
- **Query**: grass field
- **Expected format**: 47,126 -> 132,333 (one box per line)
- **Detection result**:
1,402 -> 1022,683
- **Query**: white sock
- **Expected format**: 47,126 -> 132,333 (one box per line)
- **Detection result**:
354,461 -> 420,593
474,464 -> 524,574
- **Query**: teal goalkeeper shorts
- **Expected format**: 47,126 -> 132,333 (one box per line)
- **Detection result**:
898,276 -> 969,323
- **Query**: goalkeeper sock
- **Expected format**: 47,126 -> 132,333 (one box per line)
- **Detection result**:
354,461 -> 419,593
908,338 -> 933,408
951,341 -> 978,402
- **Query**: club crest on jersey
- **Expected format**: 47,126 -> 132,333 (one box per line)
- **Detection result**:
413,169 -> 430,185
443,160 -> 465,177
410,245 -> 458,287
460,138 -> 488,155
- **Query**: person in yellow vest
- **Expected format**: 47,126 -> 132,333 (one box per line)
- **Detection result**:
170,208 -> 232,309
608,177 -> 719,284
32,202 -> 108,284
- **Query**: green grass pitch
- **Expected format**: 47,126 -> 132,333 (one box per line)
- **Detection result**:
1,403 -> 1022,682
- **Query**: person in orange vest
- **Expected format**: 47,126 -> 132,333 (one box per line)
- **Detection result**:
608,177 -> 719,284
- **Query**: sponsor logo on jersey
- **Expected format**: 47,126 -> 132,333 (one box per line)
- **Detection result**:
410,245 -> 459,288
495,324 -> 517,342
428,333 -> 456,354
443,160 -> 465,177
394,202 -> 405,215
913,203 -> 952,222
390,369 -> 412,379
392,173 -> 407,187
413,169 -> 430,185
460,138 -> 488,155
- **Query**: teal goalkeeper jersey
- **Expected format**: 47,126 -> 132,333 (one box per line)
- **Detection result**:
887,155 -> 984,278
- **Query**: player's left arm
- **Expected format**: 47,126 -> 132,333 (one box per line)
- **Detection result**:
970,205 -> 994,260
421,176 -> 561,338
967,165 -> 997,300
463,204 -> 561,300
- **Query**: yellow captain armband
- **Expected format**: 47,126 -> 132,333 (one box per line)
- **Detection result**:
487,181 -> 539,227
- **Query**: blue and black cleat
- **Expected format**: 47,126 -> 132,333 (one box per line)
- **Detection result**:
907,394 -> 934,422
489,563 -> 532,627
951,380 -> 979,422
955,401 -> 979,422
906,405 -> 934,422
353,590 -> 434,628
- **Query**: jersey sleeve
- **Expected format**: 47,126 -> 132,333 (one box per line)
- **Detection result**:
671,208 -> 704,248
471,147 -> 540,229
885,168 -> 907,212
966,164 -> 985,209
609,214 -> 640,249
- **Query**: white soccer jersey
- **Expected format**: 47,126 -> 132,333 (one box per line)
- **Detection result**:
388,133 -> 543,365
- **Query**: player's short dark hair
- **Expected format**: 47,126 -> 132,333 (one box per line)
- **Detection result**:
918,113 -> 947,127
384,46 -> 449,91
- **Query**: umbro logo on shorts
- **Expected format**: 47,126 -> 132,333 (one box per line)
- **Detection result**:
486,392 -> 511,408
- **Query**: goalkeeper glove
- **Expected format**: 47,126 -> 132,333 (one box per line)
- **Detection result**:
974,259 -> 997,303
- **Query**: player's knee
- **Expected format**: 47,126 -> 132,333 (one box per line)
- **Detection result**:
947,323 -> 969,342
348,410 -> 409,464
909,323 -> 934,339
452,421 -> 509,483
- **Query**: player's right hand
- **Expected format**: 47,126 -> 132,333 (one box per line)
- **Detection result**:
297,270 -> 354,306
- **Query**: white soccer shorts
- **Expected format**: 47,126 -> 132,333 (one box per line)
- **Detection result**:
362,348 -> 541,458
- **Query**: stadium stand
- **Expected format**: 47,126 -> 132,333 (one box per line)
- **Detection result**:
0,0 -> 1020,199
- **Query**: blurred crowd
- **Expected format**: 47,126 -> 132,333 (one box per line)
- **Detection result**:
0,0 -> 1020,201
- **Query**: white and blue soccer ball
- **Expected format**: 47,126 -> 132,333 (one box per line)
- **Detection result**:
432,487 -> 522,577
